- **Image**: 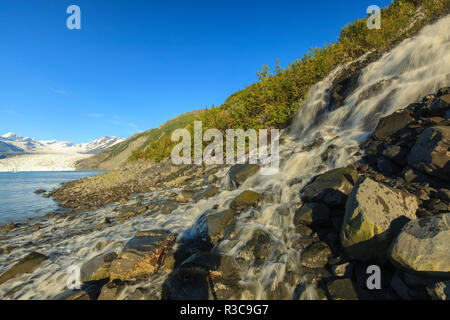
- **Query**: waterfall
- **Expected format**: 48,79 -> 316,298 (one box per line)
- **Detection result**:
213,13 -> 450,299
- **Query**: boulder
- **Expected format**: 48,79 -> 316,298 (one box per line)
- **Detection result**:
301,242 -> 331,269
301,167 -> 358,207
0,251 -> 48,285
194,209 -> 236,246
229,190 -> 261,212
294,203 -> 330,226
326,278 -> 370,300
162,252 -> 241,300
175,189 -> 195,203
407,126 -> 450,182
80,251 -> 118,282
428,94 -> 450,117
389,213 -> 450,277
109,230 -> 176,281
222,164 -> 260,190
373,110 -> 413,139
341,177 -> 418,263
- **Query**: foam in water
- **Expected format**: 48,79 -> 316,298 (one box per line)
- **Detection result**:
0,14 -> 449,300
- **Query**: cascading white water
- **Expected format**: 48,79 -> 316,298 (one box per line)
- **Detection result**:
213,13 -> 450,299
0,14 -> 449,300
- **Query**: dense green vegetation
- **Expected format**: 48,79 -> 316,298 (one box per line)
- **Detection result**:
130,0 -> 450,162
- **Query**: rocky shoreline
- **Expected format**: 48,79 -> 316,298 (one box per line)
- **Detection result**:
0,88 -> 449,300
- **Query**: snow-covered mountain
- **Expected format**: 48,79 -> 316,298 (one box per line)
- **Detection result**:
0,133 -> 124,171
0,133 -> 123,155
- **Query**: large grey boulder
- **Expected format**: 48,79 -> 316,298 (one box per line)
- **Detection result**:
222,164 -> 260,190
407,126 -> 450,182
301,167 -> 358,207
341,177 -> 418,263
109,230 -> 176,281
389,213 -> 450,277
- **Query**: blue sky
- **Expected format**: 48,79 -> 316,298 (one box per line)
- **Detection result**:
0,0 -> 391,143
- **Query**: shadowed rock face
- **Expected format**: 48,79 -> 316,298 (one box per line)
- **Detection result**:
408,126 -> 450,182
109,230 -> 176,281
341,177 -> 418,263
300,167 -> 358,207
390,213 -> 450,277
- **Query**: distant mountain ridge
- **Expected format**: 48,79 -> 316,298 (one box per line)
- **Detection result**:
0,133 -> 124,155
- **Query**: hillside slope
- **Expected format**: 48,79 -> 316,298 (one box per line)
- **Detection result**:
76,110 -> 200,170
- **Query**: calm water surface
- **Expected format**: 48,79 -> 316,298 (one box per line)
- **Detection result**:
0,171 -> 104,224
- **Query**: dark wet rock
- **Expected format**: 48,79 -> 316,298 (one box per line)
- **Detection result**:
327,278 -> 372,300
373,109 -> 413,140
240,230 -> 274,266
109,230 -> 176,281
0,251 -> 48,285
194,209 -> 236,246
229,190 -> 261,212
341,177 -> 418,263
222,164 -> 260,190
162,252 -> 241,300
80,251 -> 118,282
377,157 -> 400,174
382,145 -> 408,166
389,213 -> 450,277
428,94 -> 450,117
34,189 -> 46,194
294,203 -> 330,226
301,242 -> 331,269
407,126 -> 450,182
301,167 -> 358,207
438,188 -> 450,202
390,270 -> 411,300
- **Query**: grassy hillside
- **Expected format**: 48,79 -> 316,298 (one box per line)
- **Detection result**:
128,0 -> 449,163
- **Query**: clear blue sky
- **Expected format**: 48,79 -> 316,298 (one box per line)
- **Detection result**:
0,0 -> 391,143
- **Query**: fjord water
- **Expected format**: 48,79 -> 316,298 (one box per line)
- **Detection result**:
0,171 -> 102,224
